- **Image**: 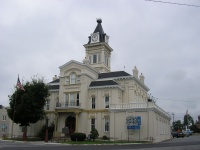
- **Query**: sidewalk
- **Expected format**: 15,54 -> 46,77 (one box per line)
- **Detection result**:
0,138 -> 63,145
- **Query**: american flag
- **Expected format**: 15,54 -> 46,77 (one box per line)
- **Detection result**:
16,77 -> 25,91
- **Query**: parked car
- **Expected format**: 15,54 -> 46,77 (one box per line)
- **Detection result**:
183,129 -> 193,136
171,132 -> 185,138
183,132 -> 190,137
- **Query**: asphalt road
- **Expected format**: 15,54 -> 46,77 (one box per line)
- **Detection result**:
1,135 -> 200,150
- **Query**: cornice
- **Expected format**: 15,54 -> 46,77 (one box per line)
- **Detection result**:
109,107 -> 171,120
89,85 -> 124,91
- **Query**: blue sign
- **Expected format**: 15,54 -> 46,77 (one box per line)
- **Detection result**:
126,116 -> 141,130
127,125 -> 140,130
137,116 -> 141,125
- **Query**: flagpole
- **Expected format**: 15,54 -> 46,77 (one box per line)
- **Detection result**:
11,86 -> 18,139
11,75 -> 25,139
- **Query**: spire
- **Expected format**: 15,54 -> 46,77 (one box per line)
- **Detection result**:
93,19 -> 104,34
88,18 -> 109,44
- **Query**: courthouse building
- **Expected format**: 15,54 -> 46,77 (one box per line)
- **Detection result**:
45,19 -> 171,142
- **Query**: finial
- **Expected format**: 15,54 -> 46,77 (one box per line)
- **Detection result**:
97,18 -> 102,23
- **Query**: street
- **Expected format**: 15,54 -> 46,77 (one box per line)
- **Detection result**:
0,135 -> 200,150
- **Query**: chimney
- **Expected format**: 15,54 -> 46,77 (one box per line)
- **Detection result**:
133,66 -> 139,78
53,75 -> 57,81
139,73 -> 145,83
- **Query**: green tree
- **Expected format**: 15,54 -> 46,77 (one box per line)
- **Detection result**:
7,76 -> 49,139
183,114 -> 194,127
173,120 -> 183,131
90,128 -> 99,141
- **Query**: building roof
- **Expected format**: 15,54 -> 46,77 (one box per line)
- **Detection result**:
48,85 -> 59,90
49,79 -> 60,84
89,80 -> 118,87
98,71 -> 131,79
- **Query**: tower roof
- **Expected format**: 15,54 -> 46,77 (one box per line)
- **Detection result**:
88,19 -> 107,44
93,19 -> 104,34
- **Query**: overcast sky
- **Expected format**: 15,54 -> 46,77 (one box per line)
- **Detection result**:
1,0 -> 200,122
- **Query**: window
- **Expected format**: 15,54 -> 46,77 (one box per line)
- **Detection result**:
2,116 -> 6,121
65,77 -> 69,85
76,76 -> 80,84
66,74 -> 80,85
104,118 -> 110,132
70,73 -> 76,84
70,94 -> 75,106
89,54 -> 101,64
93,55 -> 97,63
76,93 -> 80,106
92,97 -> 95,109
65,93 -> 80,107
104,56 -> 109,67
105,96 -> 109,108
45,100 -> 50,110
1,124 -> 6,132
91,118 -> 95,130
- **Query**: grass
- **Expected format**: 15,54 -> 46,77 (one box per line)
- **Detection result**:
63,140 -> 149,145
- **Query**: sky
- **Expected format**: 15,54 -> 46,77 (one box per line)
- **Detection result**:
0,0 -> 200,122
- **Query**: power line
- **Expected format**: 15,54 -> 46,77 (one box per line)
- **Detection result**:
145,0 -> 200,8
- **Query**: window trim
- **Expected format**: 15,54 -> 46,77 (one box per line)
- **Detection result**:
91,118 -> 95,131
104,118 -> 110,132
105,96 -> 109,108
92,97 -> 95,109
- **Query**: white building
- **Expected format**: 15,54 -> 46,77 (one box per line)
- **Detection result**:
46,19 -> 171,143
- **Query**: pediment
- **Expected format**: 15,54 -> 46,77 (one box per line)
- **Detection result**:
59,60 -> 99,78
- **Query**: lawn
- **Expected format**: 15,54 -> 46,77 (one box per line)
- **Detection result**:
64,140 -> 149,145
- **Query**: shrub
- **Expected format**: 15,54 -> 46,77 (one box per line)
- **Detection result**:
70,133 -> 86,141
2,134 -> 7,140
102,135 -> 109,140
90,128 -> 99,141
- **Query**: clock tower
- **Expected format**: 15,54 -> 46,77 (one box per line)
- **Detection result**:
83,19 -> 113,73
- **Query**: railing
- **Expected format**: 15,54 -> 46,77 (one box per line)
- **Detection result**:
55,102 -> 81,109
110,102 -> 171,118
110,102 -> 147,109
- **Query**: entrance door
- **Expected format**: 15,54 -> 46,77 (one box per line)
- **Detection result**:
65,116 -> 76,135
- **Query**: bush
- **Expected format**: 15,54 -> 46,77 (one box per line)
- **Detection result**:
102,135 -> 109,140
90,128 -> 99,141
2,134 -> 7,140
70,133 -> 86,141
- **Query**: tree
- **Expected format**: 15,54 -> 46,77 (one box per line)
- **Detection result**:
173,120 -> 183,131
183,114 -> 194,127
7,76 -> 49,139
90,128 -> 99,141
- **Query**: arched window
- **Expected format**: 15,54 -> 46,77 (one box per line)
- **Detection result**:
70,73 -> 76,84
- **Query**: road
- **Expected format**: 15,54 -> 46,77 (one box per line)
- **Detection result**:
0,135 -> 200,150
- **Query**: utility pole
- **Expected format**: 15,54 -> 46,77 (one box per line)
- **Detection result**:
171,113 -> 175,131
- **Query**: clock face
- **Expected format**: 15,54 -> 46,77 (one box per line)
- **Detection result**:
91,34 -> 98,42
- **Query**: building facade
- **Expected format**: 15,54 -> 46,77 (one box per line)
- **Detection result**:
46,19 -> 171,142
0,105 -> 10,137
